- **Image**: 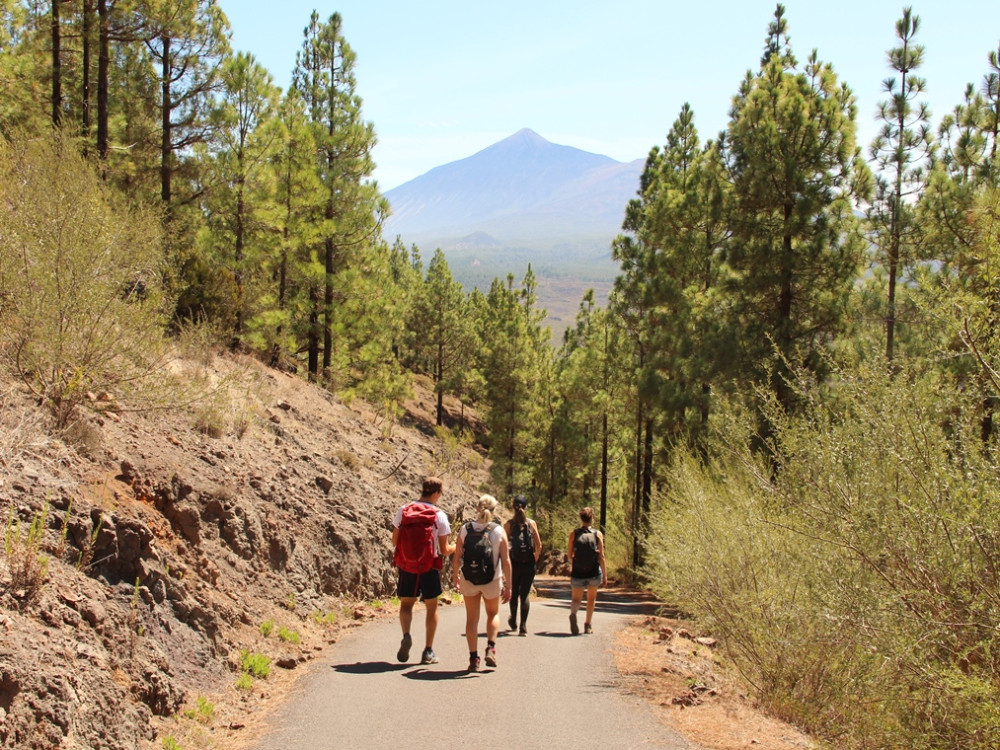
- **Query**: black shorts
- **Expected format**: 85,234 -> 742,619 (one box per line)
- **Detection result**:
397,568 -> 443,600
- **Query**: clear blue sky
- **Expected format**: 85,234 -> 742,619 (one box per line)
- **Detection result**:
219,1 -> 999,190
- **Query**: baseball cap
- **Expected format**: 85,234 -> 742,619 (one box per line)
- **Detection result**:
513,495 -> 528,508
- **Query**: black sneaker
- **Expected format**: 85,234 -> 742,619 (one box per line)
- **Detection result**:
507,616 -> 517,631
569,613 -> 579,635
420,647 -> 439,664
397,633 -> 412,662
518,627 -> 527,637
468,655 -> 481,672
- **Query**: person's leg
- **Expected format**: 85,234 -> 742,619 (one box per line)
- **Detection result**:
508,566 -> 521,629
584,584 -> 598,628
398,596 -> 417,661
424,596 -> 439,648
484,595 -> 501,643
518,568 -> 534,627
399,597 -> 416,634
569,585 -> 583,634
483,594 -> 501,666
463,592 -> 482,653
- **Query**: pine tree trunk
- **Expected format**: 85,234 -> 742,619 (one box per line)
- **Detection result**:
51,0 -> 61,126
81,0 -> 93,136
96,0 -> 108,163
160,34 -> 172,203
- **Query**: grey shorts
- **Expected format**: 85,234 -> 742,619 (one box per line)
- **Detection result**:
571,569 -> 602,588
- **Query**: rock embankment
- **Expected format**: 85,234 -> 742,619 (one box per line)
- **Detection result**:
0,357 -> 489,749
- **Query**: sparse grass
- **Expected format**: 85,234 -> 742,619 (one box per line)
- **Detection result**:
276,626 -> 300,644
259,619 -> 274,638
181,696 -> 214,725
2,502 -> 50,607
161,737 -> 181,750
234,673 -> 253,692
310,609 -> 337,627
334,448 -> 358,470
283,592 -> 296,611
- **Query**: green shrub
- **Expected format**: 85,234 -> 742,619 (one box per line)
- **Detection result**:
239,650 -> 270,679
259,619 -> 274,637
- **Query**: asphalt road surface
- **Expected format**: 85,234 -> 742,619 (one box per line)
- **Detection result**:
247,577 -> 702,750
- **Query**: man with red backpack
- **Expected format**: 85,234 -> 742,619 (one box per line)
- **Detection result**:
391,476 -> 454,664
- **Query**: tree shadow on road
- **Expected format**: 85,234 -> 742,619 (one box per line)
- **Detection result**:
533,577 -> 675,617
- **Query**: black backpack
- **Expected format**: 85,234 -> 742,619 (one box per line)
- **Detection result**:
571,526 -> 599,579
462,522 -> 497,585
509,522 -> 535,565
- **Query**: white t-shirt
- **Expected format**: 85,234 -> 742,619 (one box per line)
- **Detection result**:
458,521 -> 505,582
392,502 -> 451,539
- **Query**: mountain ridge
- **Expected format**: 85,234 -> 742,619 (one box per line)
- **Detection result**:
384,128 -> 642,246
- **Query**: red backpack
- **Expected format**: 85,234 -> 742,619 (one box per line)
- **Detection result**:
393,502 -> 442,573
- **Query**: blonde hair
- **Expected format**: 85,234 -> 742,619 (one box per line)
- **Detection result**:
475,494 -> 498,524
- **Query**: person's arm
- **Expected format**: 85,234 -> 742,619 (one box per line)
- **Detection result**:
438,533 -> 455,558
567,530 -> 575,563
498,527 -> 512,604
392,527 -> 399,548
530,520 -> 542,563
597,531 -> 608,586
452,531 -> 464,588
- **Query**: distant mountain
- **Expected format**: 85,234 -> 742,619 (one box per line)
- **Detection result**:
383,129 -> 643,333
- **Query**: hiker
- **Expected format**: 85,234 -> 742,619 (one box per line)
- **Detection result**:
503,494 -> 541,635
453,494 -> 512,671
567,506 -> 607,635
391,476 -> 454,664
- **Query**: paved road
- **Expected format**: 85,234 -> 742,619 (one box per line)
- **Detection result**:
246,578 -> 701,750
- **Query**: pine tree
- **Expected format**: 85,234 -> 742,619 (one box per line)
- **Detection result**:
291,11 -> 386,383
725,4 -> 871,421
868,6 -> 933,363
201,51 -> 281,347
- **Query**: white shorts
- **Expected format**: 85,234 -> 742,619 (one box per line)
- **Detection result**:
459,576 -> 502,600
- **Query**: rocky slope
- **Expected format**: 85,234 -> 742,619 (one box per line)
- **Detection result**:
0,352 -> 491,750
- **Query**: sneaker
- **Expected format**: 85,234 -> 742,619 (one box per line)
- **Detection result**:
485,647 -> 497,668
397,633 -> 412,662
420,647 -> 439,664
518,627 -> 527,637
584,623 -> 593,635
507,616 -> 517,631
468,655 -> 481,672
569,612 -> 579,636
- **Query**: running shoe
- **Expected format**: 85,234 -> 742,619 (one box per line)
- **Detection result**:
569,612 -> 579,635
518,627 -> 527,637
584,623 -> 593,634
485,647 -> 497,667
508,616 -> 517,631
420,647 -> 438,664
468,655 -> 481,672
397,633 -> 412,662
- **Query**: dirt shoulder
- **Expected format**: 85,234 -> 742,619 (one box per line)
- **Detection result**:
613,614 -> 818,750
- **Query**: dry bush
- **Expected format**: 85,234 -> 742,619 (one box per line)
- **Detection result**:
0,131 -> 169,427
645,364 -> 1000,749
